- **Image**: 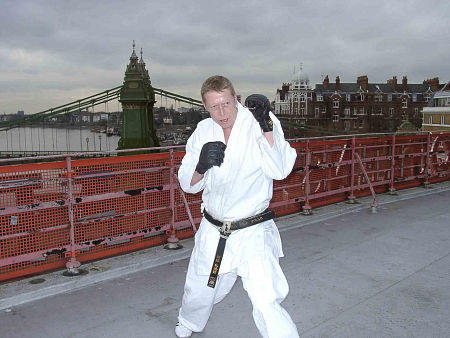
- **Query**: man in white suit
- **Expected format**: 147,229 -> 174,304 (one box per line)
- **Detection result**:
175,75 -> 299,338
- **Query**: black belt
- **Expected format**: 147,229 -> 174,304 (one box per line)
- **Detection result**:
204,209 -> 275,288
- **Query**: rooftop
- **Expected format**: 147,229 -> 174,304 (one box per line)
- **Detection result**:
1,182 -> 449,338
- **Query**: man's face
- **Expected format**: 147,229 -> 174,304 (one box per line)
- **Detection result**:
203,89 -> 238,131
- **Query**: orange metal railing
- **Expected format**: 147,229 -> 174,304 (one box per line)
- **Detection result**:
1,132 -> 449,282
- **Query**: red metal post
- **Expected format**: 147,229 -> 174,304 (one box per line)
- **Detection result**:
389,134 -> 396,193
302,139 -> 312,215
348,136 -> 356,202
165,148 -> 182,249
65,155 -> 81,274
424,132 -> 431,186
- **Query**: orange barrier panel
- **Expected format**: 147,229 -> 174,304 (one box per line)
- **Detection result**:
1,132 -> 449,282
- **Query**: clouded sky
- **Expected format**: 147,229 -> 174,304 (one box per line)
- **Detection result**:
1,0 -> 449,113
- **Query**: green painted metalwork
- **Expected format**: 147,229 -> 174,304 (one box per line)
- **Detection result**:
117,43 -> 157,150
0,87 -> 122,131
0,43 -> 207,150
153,88 -> 202,107
0,85 -> 203,133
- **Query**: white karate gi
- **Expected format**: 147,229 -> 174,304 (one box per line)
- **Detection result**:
177,102 -> 299,338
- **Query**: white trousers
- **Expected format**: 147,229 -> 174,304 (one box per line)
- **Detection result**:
178,244 -> 299,338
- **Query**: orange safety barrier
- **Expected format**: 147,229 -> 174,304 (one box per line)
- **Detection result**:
1,132 -> 449,282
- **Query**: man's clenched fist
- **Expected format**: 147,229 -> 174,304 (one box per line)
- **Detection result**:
195,141 -> 227,174
245,94 -> 273,132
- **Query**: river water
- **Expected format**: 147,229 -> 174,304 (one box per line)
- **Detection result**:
0,127 -> 120,153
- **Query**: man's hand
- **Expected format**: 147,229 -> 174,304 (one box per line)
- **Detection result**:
195,141 -> 227,174
245,94 -> 273,132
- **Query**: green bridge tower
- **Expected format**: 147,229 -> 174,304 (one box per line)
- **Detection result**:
118,41 -> 159,150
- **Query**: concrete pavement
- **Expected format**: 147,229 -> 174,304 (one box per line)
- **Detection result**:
1,182 -> 449,338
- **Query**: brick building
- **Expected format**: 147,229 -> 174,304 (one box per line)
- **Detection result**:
275,68 -> 441,136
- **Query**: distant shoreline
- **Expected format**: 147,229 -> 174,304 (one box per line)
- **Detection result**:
13,124 -> 118,130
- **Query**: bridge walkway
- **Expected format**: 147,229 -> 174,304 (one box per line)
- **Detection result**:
0,182 -> 449,338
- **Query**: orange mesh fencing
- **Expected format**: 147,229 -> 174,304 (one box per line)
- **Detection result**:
1,132 -> 449,282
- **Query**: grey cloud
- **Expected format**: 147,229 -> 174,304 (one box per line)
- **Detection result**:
0,0 -> 449,113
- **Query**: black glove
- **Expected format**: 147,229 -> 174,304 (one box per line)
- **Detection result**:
195,141 -> 227,174
245,94 -> 273,132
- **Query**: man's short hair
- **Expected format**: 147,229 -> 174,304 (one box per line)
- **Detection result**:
201,75 -> 236,101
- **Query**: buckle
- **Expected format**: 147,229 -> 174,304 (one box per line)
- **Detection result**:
219,221 -> 232,237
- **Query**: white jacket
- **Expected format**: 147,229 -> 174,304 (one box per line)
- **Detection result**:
178,102 -> 297,278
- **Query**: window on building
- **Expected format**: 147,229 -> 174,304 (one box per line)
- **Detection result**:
428,116 -> 433,124
359,119 -> 364,128
414,108 -> 419,114
344,108 -> 350,116
412,94 -> 417,102
346,94 -> 351,101
377,107 -> 383,115
359,107 -> 365,115
321,107 -> 326,113
402,99 -> 408,108
344,120 -> 350,130
315,108 -> 319,118
388,94 -> 392,102
389,108 -> 394,116
447,97 -> 450,106
317,94 -> 323,101
374,94 -> 382,102
300,108 -> 305,116
333,100 -> 339,108
424,93 -> 431,102
333,114 -> 339,122
441,115 -> 445,124
300,95 -> 305,102
359,94 -> 365,101
294,96 -> 298,102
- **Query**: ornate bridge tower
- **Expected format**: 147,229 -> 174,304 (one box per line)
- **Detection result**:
118,41 -> 159,150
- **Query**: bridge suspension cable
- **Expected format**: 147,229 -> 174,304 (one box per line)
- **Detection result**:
0,85 -> 203,132
0,86 -> 122,131
153,88 -> 203,107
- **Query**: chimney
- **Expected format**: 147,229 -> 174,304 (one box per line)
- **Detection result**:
387,76 -> 398,91
335,76 -> 341,90
402,76 -> 408,91
323,75 -> 330,89
392,76 -> 397,91
357,75 -> 368,91
423,77 -> 440,91
281,83 -> 289,100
